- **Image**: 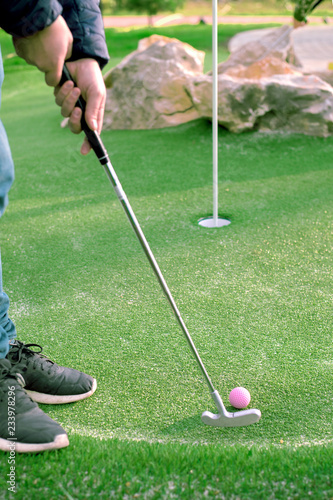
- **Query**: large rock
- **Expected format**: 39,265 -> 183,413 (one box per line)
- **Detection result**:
310,70 -> 333,88
188,72 -> 333,136
198,25 -> 333,136
224,25 -> 301,70
102,29 -> 333,136
103,35 -> 204,129
223,55 -> 300,80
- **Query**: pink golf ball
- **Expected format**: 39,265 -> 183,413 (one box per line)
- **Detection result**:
229,387 -> 251,409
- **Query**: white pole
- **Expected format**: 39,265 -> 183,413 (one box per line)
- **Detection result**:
198,1 -> 230,228
212,0 -> 218,226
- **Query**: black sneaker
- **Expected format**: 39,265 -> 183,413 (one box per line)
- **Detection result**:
6,341 -> 97,405
0,359 -> 69,453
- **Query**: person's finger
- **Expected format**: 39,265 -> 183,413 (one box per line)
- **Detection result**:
54,81 -> 74,106
59,87 -> 81,118
80,94 -> 105,153
81,136 -> 92,155
96,93 -> 106,134
68,107 -> 82,134
84,87 -> 105,132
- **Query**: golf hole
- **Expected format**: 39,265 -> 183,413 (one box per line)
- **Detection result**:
198,217 -> 231,228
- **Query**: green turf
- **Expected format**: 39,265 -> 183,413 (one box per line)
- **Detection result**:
0,25 -> 333,499
2,435 -> 333,499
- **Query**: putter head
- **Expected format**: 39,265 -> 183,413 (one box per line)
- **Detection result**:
202,408 -> 261,427
201,390 -> 261,428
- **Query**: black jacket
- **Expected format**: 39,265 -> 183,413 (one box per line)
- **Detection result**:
0,0 -> 109,68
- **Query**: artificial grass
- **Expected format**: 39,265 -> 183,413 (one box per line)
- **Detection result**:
2,435 -> 333,499
0,25 -> 332,499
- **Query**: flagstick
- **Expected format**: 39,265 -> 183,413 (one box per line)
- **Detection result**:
198,0 -> 231,228
212,0 -> 218,226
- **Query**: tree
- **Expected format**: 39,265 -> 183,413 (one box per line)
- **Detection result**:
115,0 -> 185,26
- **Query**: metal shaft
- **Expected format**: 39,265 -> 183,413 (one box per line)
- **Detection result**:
212,0 -> 219,225
61,66 -> 261,429
60,64 -> 216,395
103,159 -> 216,394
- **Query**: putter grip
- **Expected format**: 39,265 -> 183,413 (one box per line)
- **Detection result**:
60,64 -> 108,164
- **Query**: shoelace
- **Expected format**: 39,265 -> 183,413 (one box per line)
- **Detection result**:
8,341 -> 55,371
0,364 -> 26,397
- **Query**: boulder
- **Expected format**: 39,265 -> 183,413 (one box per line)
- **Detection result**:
217,25 -> 302,75
103,35 -> 204,130
223,55 -> 301,80
308,70 -> 333,88
188,72 -> 333,136
101,29 -> 333,136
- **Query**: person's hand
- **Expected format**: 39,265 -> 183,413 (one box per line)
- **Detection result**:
54,58 -> 106,155
13,16 -> 73,86
13,14 -> 106,155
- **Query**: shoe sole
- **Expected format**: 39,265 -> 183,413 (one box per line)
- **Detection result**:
0,433 -> 69,453
25,378 -> 97,404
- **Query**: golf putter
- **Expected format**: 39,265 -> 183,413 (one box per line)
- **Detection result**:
60,64 -> 261,427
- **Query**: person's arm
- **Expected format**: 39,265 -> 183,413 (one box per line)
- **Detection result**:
0,0 -> 62,37
293,0 -> 325,25
0,0 -> 109,69
12,16 -> 73,87
60,0 -> 109,70
54,0 -> 110,154
0,0 -> 110,155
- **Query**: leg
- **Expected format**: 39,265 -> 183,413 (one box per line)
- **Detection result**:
0,49 -> 16,359
0,50 -> 96,406
0,265 -> 16,358
0,49 -> 68,453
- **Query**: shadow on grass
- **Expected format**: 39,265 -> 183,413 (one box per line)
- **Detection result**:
161,414 -> 204,437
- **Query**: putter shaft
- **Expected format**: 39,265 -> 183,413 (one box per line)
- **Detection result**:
60,64 -> 215,393
61,64 -> 261,427
103,158 -> 216,395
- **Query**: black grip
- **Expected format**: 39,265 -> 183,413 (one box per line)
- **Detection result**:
60,64 -> 109,164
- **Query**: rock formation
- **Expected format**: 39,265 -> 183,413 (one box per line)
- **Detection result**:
103,35 -> 204,129
102,28 -> 333,136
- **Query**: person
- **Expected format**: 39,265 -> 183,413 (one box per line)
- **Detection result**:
0,0 -> 109,453
293,0 -> 326,28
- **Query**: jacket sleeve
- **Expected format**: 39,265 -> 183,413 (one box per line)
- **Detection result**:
60,0 -> 109,69
0,0 -> 62,37
293,0 -> 325,22
0,0 -> 109,69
